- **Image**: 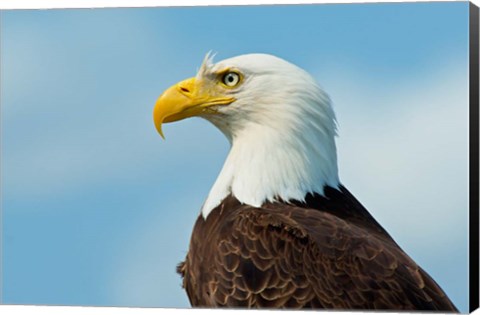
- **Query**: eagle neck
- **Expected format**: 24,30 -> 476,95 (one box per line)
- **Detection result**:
201,121 -> 340,219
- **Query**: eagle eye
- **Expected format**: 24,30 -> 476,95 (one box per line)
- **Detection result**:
221,72 -> 241,87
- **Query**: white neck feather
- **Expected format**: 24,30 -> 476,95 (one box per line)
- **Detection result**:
201,93 -> 340,218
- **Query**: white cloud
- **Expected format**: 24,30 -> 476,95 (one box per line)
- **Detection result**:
322,60 -> 469,245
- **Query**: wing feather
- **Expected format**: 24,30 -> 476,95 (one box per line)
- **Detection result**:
178,192 -> 458,311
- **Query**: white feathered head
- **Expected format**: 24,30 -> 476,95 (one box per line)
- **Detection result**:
154,53 -> 340,217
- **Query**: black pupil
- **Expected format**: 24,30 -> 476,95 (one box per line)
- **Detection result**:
226,73 -> 236,84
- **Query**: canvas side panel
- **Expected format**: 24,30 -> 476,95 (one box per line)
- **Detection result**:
469,1 -> 479,313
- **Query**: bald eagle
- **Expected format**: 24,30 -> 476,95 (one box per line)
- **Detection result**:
153,53 -> 458,311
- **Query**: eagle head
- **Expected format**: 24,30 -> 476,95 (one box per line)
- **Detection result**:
154,53 -> 340,217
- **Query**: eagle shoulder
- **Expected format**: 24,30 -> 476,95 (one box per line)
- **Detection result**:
178,193 -> 458,311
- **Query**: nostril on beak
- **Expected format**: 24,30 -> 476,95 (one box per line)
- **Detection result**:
180,86 -> 190,93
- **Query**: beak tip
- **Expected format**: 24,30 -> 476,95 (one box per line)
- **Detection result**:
155,124 -> 166,140
154,108 -> 166,140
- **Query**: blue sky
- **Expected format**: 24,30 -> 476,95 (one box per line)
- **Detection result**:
1,2 -> 470,311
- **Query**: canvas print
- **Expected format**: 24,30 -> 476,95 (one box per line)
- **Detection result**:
1,1 -> 478,313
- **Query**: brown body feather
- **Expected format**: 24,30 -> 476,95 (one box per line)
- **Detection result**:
177,185 -> 458,311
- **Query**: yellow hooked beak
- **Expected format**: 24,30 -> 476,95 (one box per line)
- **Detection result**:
153,77 -> 236,138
